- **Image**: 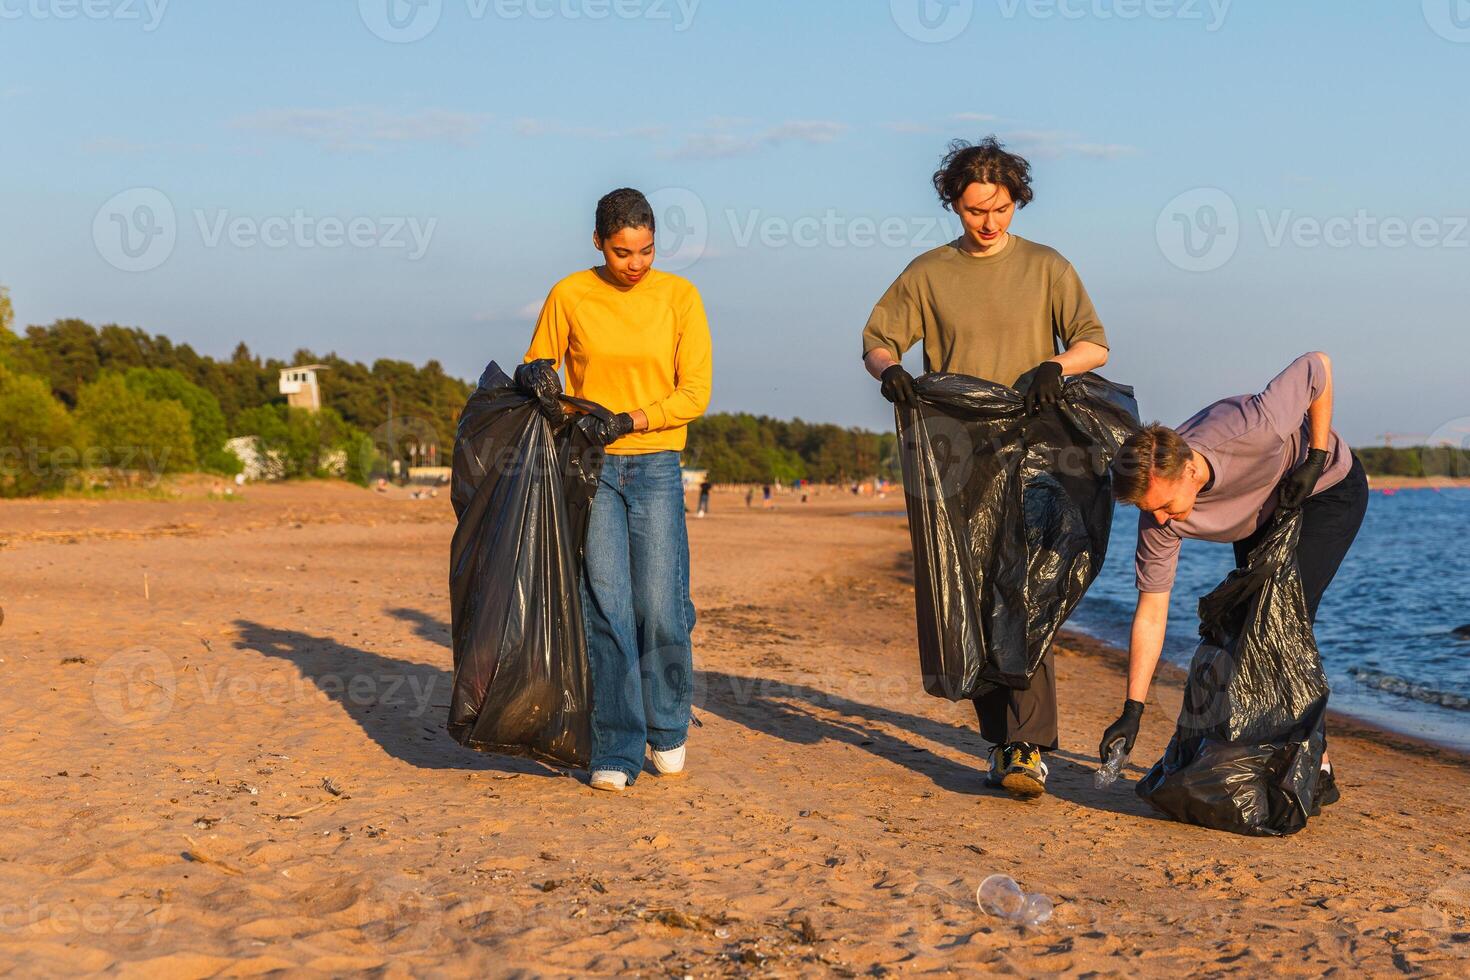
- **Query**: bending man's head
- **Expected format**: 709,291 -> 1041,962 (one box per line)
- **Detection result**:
1111,423 -> 1209,526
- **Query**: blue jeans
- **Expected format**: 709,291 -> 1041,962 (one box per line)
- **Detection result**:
581,451 -> 696,782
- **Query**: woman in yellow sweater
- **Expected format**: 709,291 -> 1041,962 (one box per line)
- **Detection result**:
518,189 -> 713,793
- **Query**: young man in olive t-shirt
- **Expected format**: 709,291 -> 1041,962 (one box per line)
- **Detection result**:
863,137 -> 1111,800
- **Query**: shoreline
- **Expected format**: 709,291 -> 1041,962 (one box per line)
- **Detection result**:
1056,629 -> 1470,767
849,500 -> 1470,760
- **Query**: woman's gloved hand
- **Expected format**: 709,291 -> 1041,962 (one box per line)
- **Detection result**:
585,412 -> 636,447
1279,448 -> 1329,510
1022,360 -> 1064,415
514,359 -> 563,415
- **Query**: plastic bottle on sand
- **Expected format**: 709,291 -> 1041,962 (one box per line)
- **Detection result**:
1094,740 -> 1130,789
977,875 -> 1053,928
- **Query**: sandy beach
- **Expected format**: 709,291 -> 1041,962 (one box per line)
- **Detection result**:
1,483 -> 1467,976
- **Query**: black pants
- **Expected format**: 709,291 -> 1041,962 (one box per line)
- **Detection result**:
974,648 -> 1059,752
1231,454 -> 1369,624
975,454 -> 1369,753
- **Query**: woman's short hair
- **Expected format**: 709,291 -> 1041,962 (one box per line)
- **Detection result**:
1111,424 -> 1193,505
931,137 -> 1034,211
595,188 -> 655,241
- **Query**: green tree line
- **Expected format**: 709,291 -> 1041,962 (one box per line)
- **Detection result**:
684,412 -> 901,485
0,298 -> 468,497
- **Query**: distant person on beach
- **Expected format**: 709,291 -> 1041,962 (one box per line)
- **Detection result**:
861,136 -> 1111,800
745,487 -> 754,509
697,480 -> 712,518
517,188 -> 713,794
1101,352 -> 1366,809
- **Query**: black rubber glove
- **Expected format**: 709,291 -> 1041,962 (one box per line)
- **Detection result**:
1022,360 -> 1064,415
585,412 -> 636,447
514,359 -> 563,415
879,364 -> 918,406
1279,448 -> 1329,511
1098,699 -> 1145,762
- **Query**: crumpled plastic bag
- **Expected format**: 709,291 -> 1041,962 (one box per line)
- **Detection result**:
447,361 -> 609,767
895,372 -> 1140,699
1136,510 -> 1329,836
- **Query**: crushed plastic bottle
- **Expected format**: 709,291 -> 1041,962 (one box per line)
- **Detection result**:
977,875 -> 1053,928
1094,740 -> 1130,789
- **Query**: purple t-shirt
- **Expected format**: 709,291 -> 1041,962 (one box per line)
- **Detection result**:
1135,353 -> 1351,593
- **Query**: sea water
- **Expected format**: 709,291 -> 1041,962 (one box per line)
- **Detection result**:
1069,488 -> 1470,753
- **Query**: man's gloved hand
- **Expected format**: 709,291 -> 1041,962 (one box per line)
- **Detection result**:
585,412 -> 636,447
1098,699 -> 1145,762
1022,360 -> 1064,415
514,359 -> 563,415
1279,448 -> 1329,510
879,364 -> 918,406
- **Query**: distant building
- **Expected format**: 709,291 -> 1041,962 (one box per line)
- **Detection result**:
681,468 -> 708,490
279,365 -> 326,412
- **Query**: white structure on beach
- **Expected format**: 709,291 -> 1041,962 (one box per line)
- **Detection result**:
279,365 -> 326,412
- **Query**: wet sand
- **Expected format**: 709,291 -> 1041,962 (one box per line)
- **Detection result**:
1,483 -> 1467,976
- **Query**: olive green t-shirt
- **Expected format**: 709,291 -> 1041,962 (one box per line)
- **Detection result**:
861,235 -> 1109,387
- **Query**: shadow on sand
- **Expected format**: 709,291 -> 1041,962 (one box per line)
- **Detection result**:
232,617 -> 555,777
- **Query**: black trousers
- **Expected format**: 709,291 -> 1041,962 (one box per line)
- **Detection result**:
1231,454 -> 1369,624
974,454 -> 1369,753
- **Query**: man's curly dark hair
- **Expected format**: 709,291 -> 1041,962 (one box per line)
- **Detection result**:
931,137 -> 1034,212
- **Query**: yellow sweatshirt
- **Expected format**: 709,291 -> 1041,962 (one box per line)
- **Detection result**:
524,268 -> 713,455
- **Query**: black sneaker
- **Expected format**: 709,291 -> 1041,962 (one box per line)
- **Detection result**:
1315,767 -> 1340,811
999,742 -> 1048,800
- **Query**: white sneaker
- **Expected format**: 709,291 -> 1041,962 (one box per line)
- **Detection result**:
589,770 -> 628,793
650,744 -> 686,776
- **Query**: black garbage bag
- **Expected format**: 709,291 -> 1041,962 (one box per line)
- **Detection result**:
895,372 -> 1140,700
447,361 -> 610,767
1136,510 -> 1328,836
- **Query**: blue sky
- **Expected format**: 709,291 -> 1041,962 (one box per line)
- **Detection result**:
2,1 -> 1467,444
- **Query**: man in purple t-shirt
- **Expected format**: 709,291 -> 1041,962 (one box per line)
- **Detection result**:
1098,352 -> 1368,807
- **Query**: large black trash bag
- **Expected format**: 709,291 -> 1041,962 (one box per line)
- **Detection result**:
895,372 -> 1140,700
1136,510 -> 1328,836
447,361 -> 610,767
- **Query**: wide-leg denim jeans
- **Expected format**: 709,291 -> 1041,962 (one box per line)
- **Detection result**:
581,451 -> 696,782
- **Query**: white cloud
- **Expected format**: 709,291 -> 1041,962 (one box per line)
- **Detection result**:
663,119 -> 849,160
232,107 -> 492,152
952,112 -> 999,123
1001,128 -> 1139,160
